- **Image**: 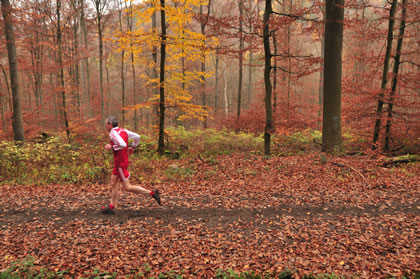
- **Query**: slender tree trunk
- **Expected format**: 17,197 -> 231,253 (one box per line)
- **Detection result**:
237,0 -> 244,118
1,0 -> 24,141
125,0 -> 138,130
214,47 -> 219,112
72,11 -> 81,115
318,2 -> 325,129
118,4 -> 126,125
273,33 -> 278,114
121,51 -> 126,125
200,4 -> 207,128
152,5 -> 159,127
224,73 -> 228,117
385,0 -> 406,151
247,2 -> 253,107
130,53 -> 137,129
263,0 -> 273,156
94,0 -> 105,125
318,35 -> 325,129
157,0 -> 167,155
286,0 -> 292,122
322,0 -> 344,152
105,59 -> 110,115
372,0 -> 397,148
56,0 -> 70,138
30,38 -> 43,108
80,0 -> 91,118
0,90 -> 5,132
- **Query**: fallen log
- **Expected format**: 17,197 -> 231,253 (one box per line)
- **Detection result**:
381,154 -> 419,167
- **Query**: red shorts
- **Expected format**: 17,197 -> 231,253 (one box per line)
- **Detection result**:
113,167 -> 130,181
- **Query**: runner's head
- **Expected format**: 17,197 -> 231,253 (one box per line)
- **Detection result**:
106,116 -> 118,129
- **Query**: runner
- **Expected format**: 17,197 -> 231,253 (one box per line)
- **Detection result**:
101,116 -> 161,214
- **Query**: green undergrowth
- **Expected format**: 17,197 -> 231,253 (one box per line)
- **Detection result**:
0,257 -> 417,279
0,127 -> 393,186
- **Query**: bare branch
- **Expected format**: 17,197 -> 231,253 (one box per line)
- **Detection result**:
271,11 -> 319,21
399,61 -> 420,68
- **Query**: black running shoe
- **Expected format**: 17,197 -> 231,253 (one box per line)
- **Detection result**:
101,204 -> 115,214
151,189 -> 161,205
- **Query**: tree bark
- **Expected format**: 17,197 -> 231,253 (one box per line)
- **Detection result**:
385,0 -> 406,151
151,4 -> 159,128
247,0 -> 253,107
157,0 -> 167,155
214,47 -> 219,112
93,0 -> 108,125
273,33 -> 277,114
56,0 -> 70,138
118,1 -> 126,126
322,0 -> 344,152
372,0 -> 397,148
125,0 -> 138,130
80,0 -> 91,118
237,0 -> 244,118
1,0 -> 25,141
318,2 -> 325,129
263,0 -> 273,156
200,1 -> 211,128
224,73 -> 228,117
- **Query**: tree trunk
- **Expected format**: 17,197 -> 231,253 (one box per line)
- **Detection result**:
273,33 -> 277,114
125,0 -> 138,130
200,4 -> 207,128
318,7 -> 325,130
322,0 -> 344,152
56,0 -> 70,138
263,0 -> 273,156
99,24 -> 105,125
80,0 -> 91,118
94,0 -> 106,125
73,15 -> 81,115
105,59 -> 110,115
1,0 -> 24,141
237,0 -> 244,118
151,5 -> 159,127
372,0 -> 397,148
118,3 -> 126,126
0,92 -> 5,132
287,2 -> 292,122
247,1 -> 253,107
157,0 -> 167,155
224,73 -> 228,117
385,0 -> 406,151
214,47 -> 219,112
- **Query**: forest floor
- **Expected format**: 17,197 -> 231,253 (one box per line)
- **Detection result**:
0,153 -> 419,278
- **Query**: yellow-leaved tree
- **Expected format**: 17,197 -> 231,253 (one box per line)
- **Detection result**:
115,0 -> 217,154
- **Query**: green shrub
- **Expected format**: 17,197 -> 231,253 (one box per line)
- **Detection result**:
0,136 -> 109,185
166,127 -> 264,157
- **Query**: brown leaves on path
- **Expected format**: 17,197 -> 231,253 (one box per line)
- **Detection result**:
0,153 -> 418,278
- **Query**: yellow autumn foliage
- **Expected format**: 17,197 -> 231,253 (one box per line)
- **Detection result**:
113,0 -> 217,122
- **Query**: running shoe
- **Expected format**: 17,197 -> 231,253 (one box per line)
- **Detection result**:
101,204 -> 115,214
151,189 -> 161,205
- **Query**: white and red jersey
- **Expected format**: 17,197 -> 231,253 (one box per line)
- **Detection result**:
109,127 -> 140,168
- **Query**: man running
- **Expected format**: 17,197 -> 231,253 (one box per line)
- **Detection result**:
101,116 -> 161,214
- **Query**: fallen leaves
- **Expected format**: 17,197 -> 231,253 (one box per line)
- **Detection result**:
0,153 -> 418,278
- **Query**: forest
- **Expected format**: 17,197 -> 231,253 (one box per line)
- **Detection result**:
0,0 -> 419,278
0,0 -> 418,152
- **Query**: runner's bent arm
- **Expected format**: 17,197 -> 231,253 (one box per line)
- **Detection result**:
126,130 -> 140,148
